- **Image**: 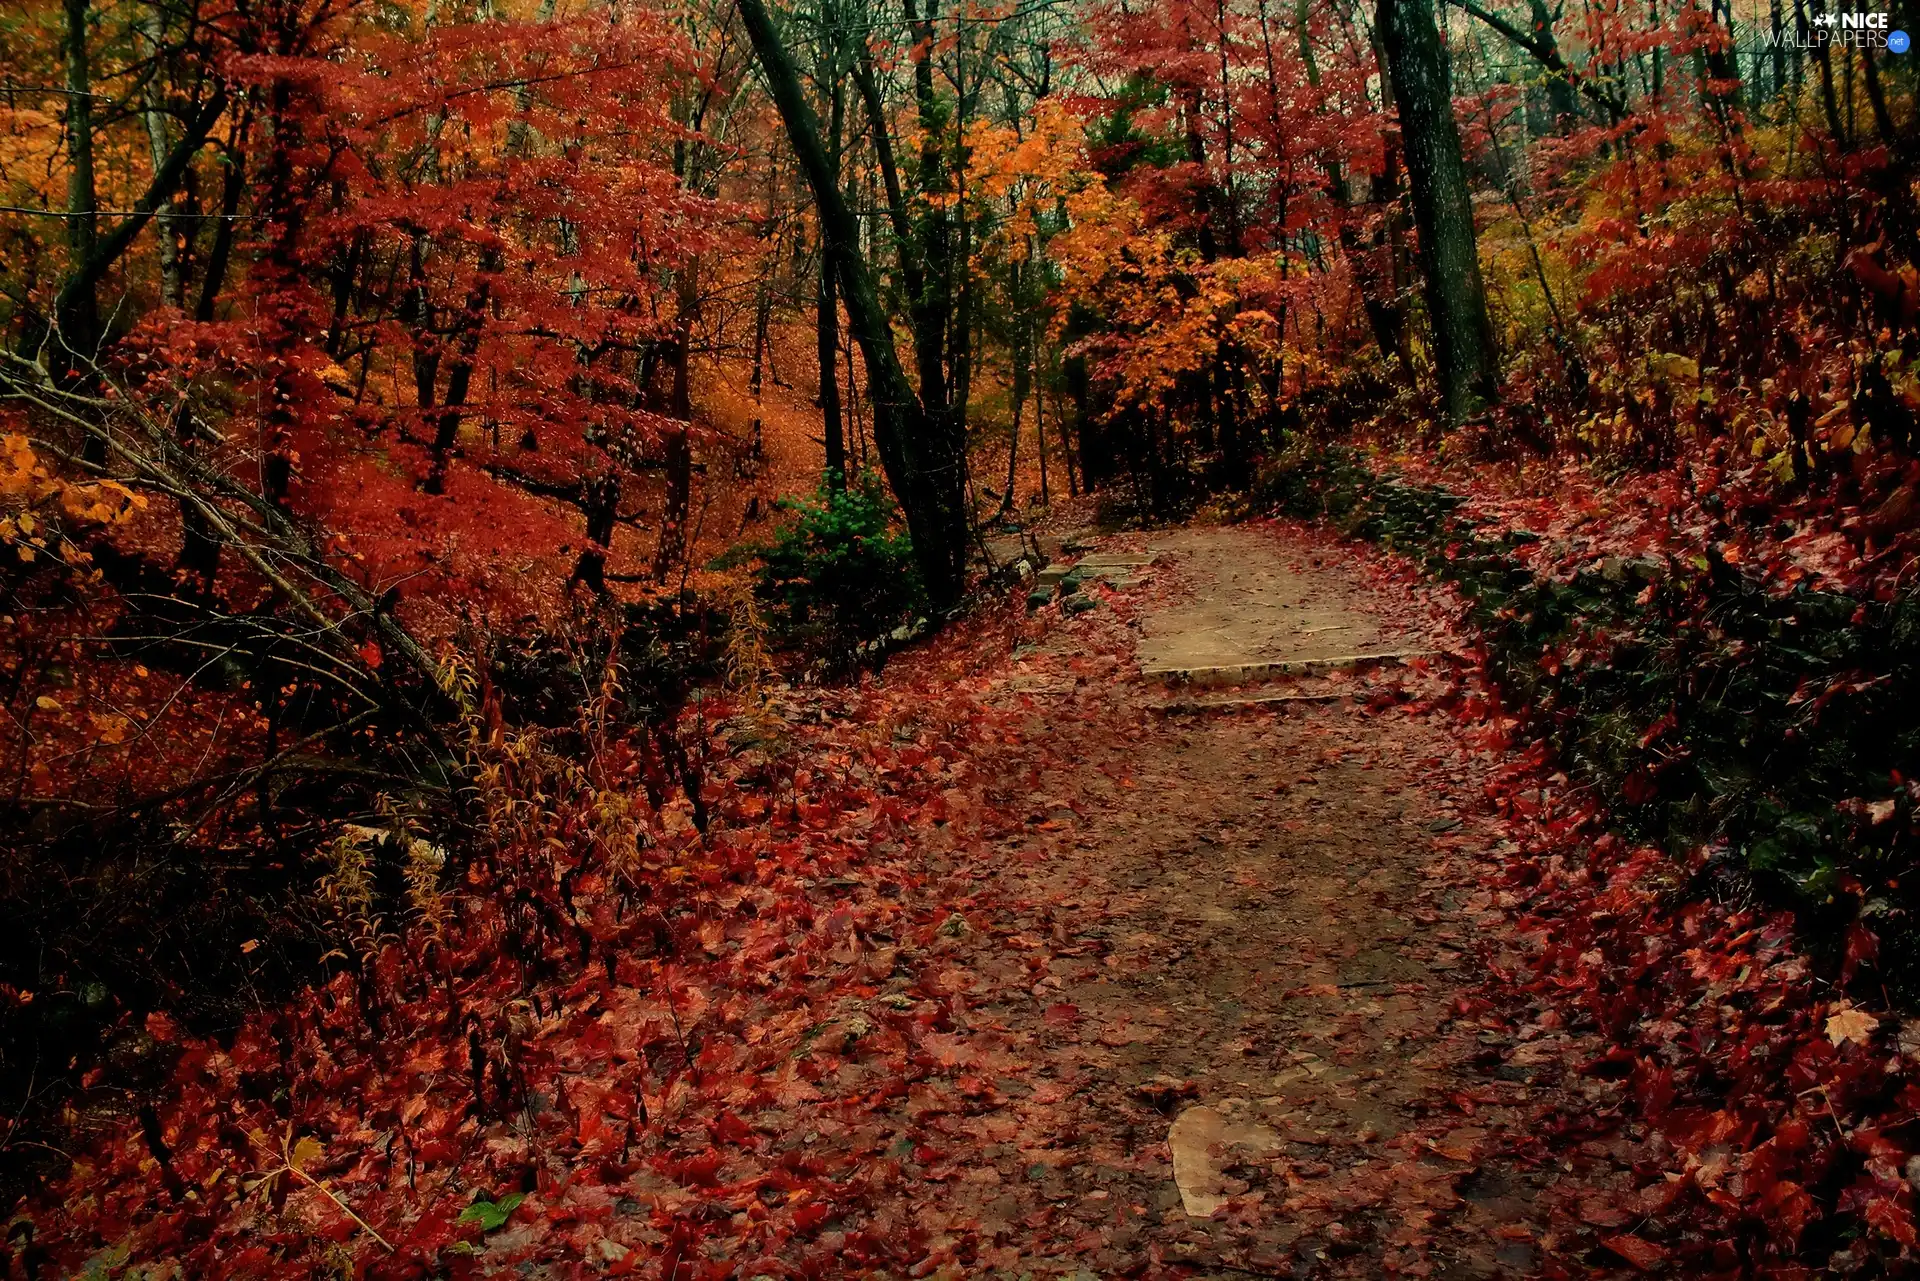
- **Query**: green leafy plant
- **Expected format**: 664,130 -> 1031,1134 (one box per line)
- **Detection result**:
458,1192 -> 525,1232
753,472 -> 926,666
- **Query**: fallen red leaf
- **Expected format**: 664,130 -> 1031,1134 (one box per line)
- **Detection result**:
1601,1233 -> 1669,1270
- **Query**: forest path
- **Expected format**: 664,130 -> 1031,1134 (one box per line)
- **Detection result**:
1133,526 -> 1423,680
882,524 -> 1623,1278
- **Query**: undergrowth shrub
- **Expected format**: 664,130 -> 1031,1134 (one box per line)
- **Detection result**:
1256,446 -> 1920,1000
0,592 -> 721,1204
752,472 -> 925,666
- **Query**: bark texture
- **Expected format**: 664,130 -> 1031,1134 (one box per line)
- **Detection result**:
1378,0 -> 1499,422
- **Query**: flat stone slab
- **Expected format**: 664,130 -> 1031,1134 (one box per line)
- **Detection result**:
1143,649 -> 1443,688
1152,690 -> 1348,715
1135,530 -> 1392,675
980,535 -> 1030,565
1168,1101 -> 1283,1218
1030,554 -> 1155,611
1061,558 -> 1156,596
1131,528 -> 1434,688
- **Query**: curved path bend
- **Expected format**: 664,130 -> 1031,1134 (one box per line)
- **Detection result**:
876,523 -> 1622,1279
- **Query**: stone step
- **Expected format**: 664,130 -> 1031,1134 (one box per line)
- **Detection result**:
1152,691 -> 1348,715
1028,551 -> 1159,609
1075,553 -> 1159,568
1139,649 -> 1447,688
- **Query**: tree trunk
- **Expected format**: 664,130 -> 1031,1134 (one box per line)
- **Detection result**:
817,239 -> 846,484
58,0 -> 101,384
48,87 -> 228,358
1704,0 -> 1746,113
997,339 -> 1030,520
137,9 -> 186,309
1526,0 -> 1581,127
852,50 -> 934,396
1035,375 -> 1049,505
1449,0 -> 1618,124
1066,351 -> 1093,491
196,119 -> 248,322
653,259 -> 698,583
817,67 -> 847,487
845,283 -> 868,471
1807,0 -> 1846,141
424,265 -> 491,496
737,0 -> 969,606
1770,0 -> 1787,103
1377,0 -> 1499,422
1862,44 -> 1896,145
904,0 -> 955,431
573,473 -> 620,594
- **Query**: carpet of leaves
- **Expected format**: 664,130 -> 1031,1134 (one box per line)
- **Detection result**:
11,598 -> 1106,1277
1280,499 -> 1920,1276
10,518 -> 1920,1278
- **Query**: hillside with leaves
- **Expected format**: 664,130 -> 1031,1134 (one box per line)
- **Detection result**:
5,0 -> 1920,1273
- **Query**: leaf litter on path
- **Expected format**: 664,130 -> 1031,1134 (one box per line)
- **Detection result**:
28,520 -> 1895,1277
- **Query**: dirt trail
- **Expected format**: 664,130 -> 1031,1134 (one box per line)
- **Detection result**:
877,524 -> 1623,1277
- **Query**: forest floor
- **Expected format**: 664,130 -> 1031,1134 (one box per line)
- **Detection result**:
834,523 -> 1641,1278
32,521 -> 1686,1279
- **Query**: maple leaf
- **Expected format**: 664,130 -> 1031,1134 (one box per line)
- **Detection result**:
1826,1005 -> 1879,1047
1864,1192 -> 1920,1248
1601,1234 -> 1669,1270
1576,1197 -> 1634,1228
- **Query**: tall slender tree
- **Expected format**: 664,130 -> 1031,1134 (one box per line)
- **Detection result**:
1377,0 -> 1499,422
736,0 -> 971,605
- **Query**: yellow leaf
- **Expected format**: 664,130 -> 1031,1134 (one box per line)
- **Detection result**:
1648,353 -> 1698,383
0,435 -> 48,500
60,481 -> 143,526
289,1136 -> 324,1172
34,695 -> 59,711
1826,1005 -> 1879,1047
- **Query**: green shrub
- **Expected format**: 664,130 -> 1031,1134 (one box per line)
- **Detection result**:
754,472 -> 925,664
